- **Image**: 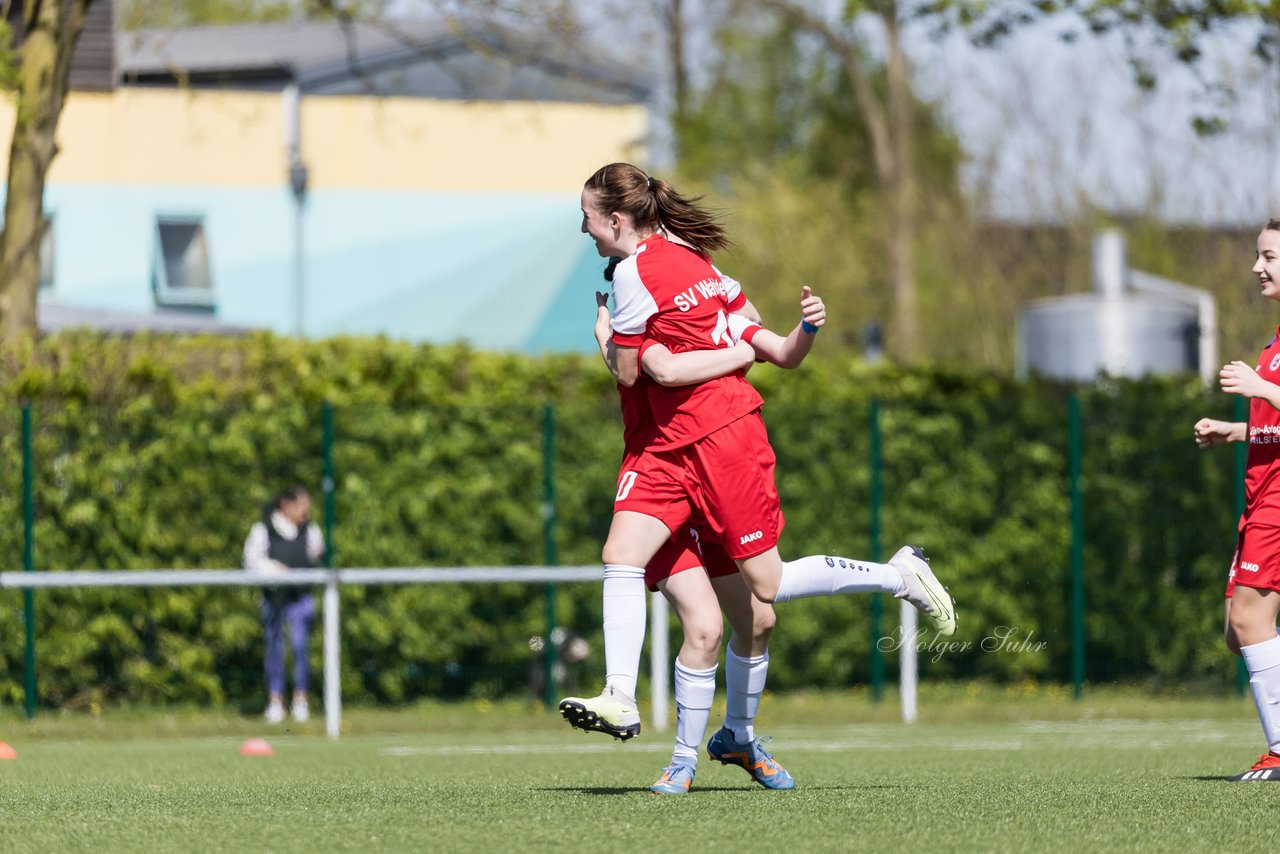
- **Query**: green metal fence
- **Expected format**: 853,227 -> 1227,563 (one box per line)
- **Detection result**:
2,388 -> 1247,714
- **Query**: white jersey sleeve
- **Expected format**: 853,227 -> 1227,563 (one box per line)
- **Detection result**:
609,254 -> 659,343
711,265 -> 743,305
727,313 -> 761,344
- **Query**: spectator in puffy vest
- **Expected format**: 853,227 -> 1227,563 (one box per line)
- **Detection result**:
242,485 -> 325,724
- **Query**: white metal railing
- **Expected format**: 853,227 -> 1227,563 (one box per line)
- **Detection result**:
0,566 -> 680,738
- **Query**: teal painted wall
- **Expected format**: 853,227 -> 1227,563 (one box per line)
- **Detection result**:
40,184 -> 602,353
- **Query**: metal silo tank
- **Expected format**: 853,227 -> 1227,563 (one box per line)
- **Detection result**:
1016,230 -> 1211,382
1018,293 -> 1199,381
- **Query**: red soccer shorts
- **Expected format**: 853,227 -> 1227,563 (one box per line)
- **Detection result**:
1226,523 -> 1280,597
667,411 -> 785,561
613,448 -> 694,533
645,524 -> 740,592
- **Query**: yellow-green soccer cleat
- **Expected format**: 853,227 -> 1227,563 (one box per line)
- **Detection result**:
890,545 -> 956,637
558,686 -> 641,741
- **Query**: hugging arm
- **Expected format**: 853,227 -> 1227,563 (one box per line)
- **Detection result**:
741,286 -> 827,370
594,290 -> 641,386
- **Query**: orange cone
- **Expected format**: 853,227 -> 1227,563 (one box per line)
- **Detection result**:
239,738 -> 273,757
0,742 -> 15,760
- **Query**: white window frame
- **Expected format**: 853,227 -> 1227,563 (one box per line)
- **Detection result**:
152,215 -> 215,309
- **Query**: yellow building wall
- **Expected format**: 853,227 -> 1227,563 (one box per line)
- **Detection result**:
0,88 -> 648,192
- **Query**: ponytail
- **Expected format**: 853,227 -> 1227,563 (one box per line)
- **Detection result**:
650,177 -> 732,256
583,163 -> 731,258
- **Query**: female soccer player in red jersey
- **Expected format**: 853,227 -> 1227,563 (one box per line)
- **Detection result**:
562,162 -> 955,759
567,262 -> 798,794
638,290 -> 838,794
1195,219 -> 1280,782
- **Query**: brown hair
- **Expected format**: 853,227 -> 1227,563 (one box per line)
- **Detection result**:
583,163 -> 731,257
1267,219 -> 1280,231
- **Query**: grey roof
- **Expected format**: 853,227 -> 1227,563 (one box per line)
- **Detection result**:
39,301 -> 254,335
115,20 -> 650,104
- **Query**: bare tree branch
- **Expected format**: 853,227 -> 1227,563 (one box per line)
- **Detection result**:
761,0 -> 896,183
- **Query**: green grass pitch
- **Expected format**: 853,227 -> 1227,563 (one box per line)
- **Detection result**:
0,691 -> 1273,852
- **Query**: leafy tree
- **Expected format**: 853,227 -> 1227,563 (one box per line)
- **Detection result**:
756,1 -> 928,358
924,0 -> 1280,132
671,2 -> 968,361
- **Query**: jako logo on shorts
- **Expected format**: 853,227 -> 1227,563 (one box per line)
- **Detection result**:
739,531 -> 763,545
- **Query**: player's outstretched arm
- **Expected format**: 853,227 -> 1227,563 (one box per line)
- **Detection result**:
1194,417 -> 1247,448
745,286 -> 826,369
641,340 -> 756,387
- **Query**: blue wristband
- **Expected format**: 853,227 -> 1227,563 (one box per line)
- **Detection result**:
802,320 -> 819,335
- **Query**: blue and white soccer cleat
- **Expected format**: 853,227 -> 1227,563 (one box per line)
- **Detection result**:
706,727 -> 795,790
890,545 -> 956,638
649,762 -> 696,795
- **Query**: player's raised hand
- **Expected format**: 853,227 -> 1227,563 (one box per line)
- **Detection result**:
593,291 -> 611,349
1221,360 -> 1265,398
1194,417 -> 1235,449
800,286 -> 825,331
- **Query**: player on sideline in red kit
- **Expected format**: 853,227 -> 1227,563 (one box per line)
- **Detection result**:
1195,218 -> 1280,782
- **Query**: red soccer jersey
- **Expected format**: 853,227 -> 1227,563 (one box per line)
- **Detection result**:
618,378 -> 657,454
610,234 -> 763,449
1244,328 -> 1280,527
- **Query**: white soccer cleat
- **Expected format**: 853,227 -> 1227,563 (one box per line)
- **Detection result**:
890,545 -> 956,637
264,700 -> 286,724
558,685 -> 641,740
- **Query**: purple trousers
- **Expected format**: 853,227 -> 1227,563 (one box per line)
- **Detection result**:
261,593 -> 316,696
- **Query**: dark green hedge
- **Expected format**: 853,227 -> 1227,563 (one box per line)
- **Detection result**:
0,332 -> 1242,708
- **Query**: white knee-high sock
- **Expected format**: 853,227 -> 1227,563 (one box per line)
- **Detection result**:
725,645 -> 768,744
603,564 -> 646,699
673,659 -> 717,765
1243,635 -> 1280,753
773,554 -> 906,603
